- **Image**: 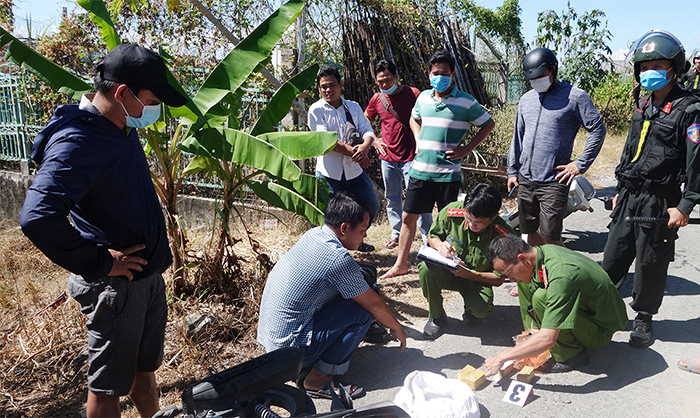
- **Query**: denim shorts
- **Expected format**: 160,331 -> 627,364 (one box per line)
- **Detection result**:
67,273 -> 167,396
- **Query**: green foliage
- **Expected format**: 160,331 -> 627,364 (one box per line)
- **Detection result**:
590,72 -> 634,135
3,0 -> 331,292
0,28 -> 94,100
77,0 -> 120,50
457,0 -> 524,49
536,2 -> 612,92
0,0 -> 13,31
250,64 -> 319,136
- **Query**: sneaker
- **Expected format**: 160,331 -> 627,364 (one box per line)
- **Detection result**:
362,320 -> 391,344
629,313 -> 653,348
539,349 -> 590,373
462,311 -> 483,326
357,242 -> 375,252
423,314 -> 447,340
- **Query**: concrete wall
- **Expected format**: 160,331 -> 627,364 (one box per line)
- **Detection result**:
1,170 -> 302,231
0,170 -> 32,224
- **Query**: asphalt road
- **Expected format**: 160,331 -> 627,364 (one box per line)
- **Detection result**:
315,184 -> 700,417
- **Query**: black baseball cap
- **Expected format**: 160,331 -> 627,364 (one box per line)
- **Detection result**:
96,43 -> 188,107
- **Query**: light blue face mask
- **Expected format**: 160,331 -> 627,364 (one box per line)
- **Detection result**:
380,82 -> 398,95
430,75 -> 452,93
121,89 -> 161,128
640,69 -> 671,91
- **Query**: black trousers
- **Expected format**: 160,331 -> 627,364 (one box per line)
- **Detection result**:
601,186 -> 680,315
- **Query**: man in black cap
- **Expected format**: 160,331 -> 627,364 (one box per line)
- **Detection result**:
20,44 -> 187,417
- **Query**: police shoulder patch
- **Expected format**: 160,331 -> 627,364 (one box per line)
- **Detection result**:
447,208 -> 466,217
494,224 -> 511,236
688,123 -> 700,144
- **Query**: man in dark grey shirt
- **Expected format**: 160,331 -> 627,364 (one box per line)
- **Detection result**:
507,48 -> 606,246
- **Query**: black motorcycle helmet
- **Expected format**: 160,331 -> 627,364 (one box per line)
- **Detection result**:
627,30 -> 685,82
523,48 -> 558,81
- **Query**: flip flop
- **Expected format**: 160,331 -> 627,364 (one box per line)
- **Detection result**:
305,383 -> 365,400
383,236 -> 399,249
678,358 -> 700,374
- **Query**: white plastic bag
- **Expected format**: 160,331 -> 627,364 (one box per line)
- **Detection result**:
393,370 -> 480,418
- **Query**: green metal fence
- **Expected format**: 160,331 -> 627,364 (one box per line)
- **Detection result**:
479,62 -> 528,106
0,63 -> 44,161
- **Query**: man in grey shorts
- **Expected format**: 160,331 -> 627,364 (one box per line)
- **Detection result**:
507,47 -> 606,246
20,44 -> 187,417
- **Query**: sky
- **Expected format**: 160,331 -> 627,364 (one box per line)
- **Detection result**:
477,0 -> 700,60
11,0 -> 700,60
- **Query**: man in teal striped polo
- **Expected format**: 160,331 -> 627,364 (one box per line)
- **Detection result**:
381,49 -> 495,279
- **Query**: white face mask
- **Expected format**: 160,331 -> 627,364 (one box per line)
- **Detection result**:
530,76 -> 552,93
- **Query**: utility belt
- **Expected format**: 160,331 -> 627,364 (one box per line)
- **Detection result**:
618,177 -> 682,195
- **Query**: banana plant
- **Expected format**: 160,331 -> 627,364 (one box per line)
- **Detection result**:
2,0 -> 336,293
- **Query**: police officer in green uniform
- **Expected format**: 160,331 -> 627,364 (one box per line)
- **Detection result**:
420,184 -> 515,340
601,30 -> 700,348
485,235 -> 627,374
681,50 -> 700,97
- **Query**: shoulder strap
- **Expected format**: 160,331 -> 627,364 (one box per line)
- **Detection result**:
343,102 -> 356,126
378,93 -> 410,129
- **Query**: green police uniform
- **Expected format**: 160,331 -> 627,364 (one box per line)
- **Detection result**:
419,201 -> 515,320
518,245 -> 628,362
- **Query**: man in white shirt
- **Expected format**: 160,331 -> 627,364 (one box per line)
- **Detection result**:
309,64 -> 379,252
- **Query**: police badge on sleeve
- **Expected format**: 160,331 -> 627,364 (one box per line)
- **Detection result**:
688,124 -> 700,144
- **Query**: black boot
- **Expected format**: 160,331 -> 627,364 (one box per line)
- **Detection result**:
629,313 -> 653,348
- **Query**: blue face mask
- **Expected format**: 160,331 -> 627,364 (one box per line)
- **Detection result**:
121,89 -> 161,128
430,75 -> 452,93
380,82 -> 398,95
640,69 -> 671,91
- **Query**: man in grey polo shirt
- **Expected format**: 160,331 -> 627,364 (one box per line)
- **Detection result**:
258,193 -> 406,397
507,47 -> 606,246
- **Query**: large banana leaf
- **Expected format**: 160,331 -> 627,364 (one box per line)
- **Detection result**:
246,179 -> 325,226
180,127 -> 302,182
77,0 -> 198,120
0,28 -> 93,100
256,131 -> 337,160
272,172 -> 330,211
191,0 -> 304,117
249,63 -> 319,136
77,0 -> 120,51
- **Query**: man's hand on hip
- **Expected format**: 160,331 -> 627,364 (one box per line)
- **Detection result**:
108,244 -> 148,281
445,145 -> 469,161
554,162 -> 580,185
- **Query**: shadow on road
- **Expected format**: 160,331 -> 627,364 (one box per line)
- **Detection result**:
562,229 -> 608,253
345,346 -> 486,392
617,273 -> 700,298
535,341 -> 667,394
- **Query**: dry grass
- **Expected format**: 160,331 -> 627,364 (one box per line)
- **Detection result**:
0,205 -> 431,417
572,132 -> 627,188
